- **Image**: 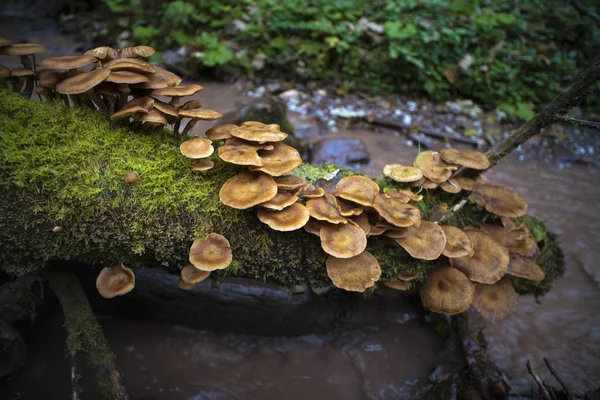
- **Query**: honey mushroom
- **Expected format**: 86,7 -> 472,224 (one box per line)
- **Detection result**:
96,263 -> 135,299
449,230 -> 509,284
420,266 -> 474,315
189,233 -> 232,271
326,251 -> 381,292
471,279 -> 519,320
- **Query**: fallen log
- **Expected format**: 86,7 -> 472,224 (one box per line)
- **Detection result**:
0,90 -> 562,298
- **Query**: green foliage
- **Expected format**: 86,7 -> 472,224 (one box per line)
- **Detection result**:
102,0 -> 598,117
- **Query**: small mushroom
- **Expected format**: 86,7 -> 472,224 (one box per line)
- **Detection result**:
506,254 -> 546,281
395,221 -> 446,260
124,171 -> 138,183
229,121 -> 288,143
206,124 -> 236,140
384,280 -> 408,291
96,263 -> 135,299
305,193 -> 347,224
304,218 -> 328,236
189,233 -> 232,271
440,148 -> 490,170
150,84 -> 204,107
441,225 -> 474,258
177,278 -> 197,290
257,203 -> 310,231
414,151 -> 453,183
373,194 -> 421,228
335,175 -> 380,207
180,138 -> 214,159
103,58 -> 156,74
420,266 -> 474,315
326,251 -> 381,292
472,279 -> 519,320
320,221 -> 367,258
218,138 -> 265,166
56,69 -> 111,107
439,178 -> 461,194
180,264 -> 211,284
219,171 -> 278,209
248,142 -> 302,176
453,177 -> 476,191
471,184 -> 528,218
111,96 -> 155,121
274,175 -> 306,191
449,230 -> 509,284
258,191 -> 299,210
383,164 -> 424,183
191,160 -> 214,173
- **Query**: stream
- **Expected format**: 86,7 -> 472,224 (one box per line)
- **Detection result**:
1,3 -> 599,398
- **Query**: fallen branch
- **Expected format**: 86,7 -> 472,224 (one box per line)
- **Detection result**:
543,358 -> 574,400
553,114 -> 600,131
48,271 -> 132,400
366,117 -> 484,146
526,359 -> 553,400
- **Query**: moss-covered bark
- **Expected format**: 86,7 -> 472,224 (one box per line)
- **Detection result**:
0,90 -> 563,295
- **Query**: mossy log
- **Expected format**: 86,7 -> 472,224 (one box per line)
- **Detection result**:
0,90 -> 563,296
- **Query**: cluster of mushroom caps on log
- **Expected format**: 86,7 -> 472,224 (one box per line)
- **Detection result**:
0,38 -> 221,133
1,37 -> 547,322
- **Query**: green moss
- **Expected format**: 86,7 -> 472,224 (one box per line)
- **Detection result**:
511,215 -> 565,296
291,163 -> 353,182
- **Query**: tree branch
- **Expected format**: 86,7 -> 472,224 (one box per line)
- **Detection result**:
553,114 -> 600,131
569,0 -> 600,27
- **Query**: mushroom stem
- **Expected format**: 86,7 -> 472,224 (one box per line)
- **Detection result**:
69,94 -> 81,108
20,77 -> 34,99
19,55 -> 32,70
87,89 -> 107,113
181,119 -> 198,136
61,94 -> 70,107
169,96 -> 180,107
104,95 -> 116,116
31,54 -> 38,75
118,86 -> 130,110
173,118 -> 182,134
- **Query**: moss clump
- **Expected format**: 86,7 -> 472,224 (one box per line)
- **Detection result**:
511,216 -> 565,296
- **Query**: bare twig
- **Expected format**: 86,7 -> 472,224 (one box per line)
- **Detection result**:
366,117 -> 484,146
553,114 -> 600,131
543,358 -> 574,400
527,359 -> 553,400
569,0 -> 600,27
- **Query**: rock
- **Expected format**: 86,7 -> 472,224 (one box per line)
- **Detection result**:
309,138 -> 370,169
220,96 -> 296,136
0,321 -> 26,378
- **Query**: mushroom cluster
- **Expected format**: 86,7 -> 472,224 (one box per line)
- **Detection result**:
179,233 -> 233,290
0,39 -> 221,133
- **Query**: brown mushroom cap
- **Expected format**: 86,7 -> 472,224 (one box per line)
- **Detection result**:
111,96 -> 155,120
124,171 -> 138,183
439,179 -> 461,194
179,100 -> 204,110
106,70 -> 150,84
471,184 -> 528,218
103,58 -> 156,74
229,121 -> 288,142
258,191 -> 299,210
181,264 -> 211,284
305,193 -> 347,224
395,221 -> 446,260
38,69 -> 66,88
298,185 -> 325,199
40,55 -> 97,70
373,194 -> 421,228
384,280 -> 408,291
440,148 -> 490,170
10,68 -> 35,77
96,263 -> 135,299
472,279 -> 519,320
414,151 -> 452,183
507,254 -> 546,281
84,46 -> 118,60
56,68 -> 111,94
449,230 -> 509,284
304,218 -> 328,236
178,109 -> 222,121
335,175 -> 380,207
420,266 -> 474,315
257,203 -> 310,231
326,251 -> 381,292
441,225 -> 474,258
453,177 -> 476,191
0,43 -> 48,56
0,38 -> 11,47
177,278 -> 197,290
151,84 -> 204,97
389,189 -> 423,202
206,124 -> 236,140
274,175 -> 306,191
137,109 -> 168,125
192,160 -> 214,172
383,164 -> 424,182
153,100 -> 178,119
219,171 -> 278,209
350,214 -> 371,236
120,45 -> 156,59
180,138 -> 214,159
478,223 -> 536,256
248,142 -> 302,176
218,139 -> 264,166
397,272 -> 419,281
320,221 -> 367,258
189,233 -> 232,271
336,197 -> 363,217
135,65 -> 182,88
